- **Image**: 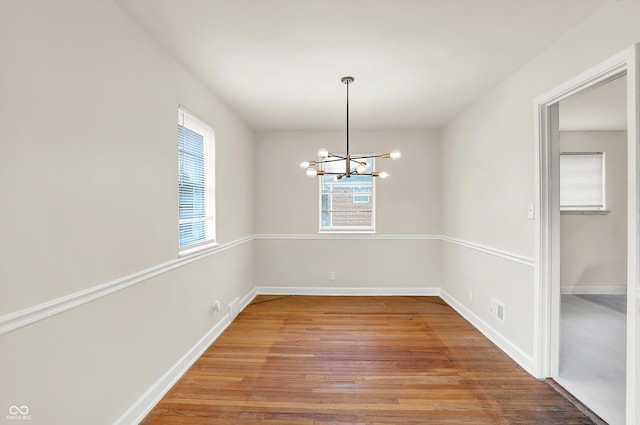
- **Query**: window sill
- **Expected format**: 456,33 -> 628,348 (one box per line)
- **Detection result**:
561,209 -> 611,215
179,241 -> 219,258
318,230 -> 376,235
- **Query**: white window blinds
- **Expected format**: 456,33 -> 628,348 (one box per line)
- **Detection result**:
560,152 -> 605,210
178,106 -> 215,248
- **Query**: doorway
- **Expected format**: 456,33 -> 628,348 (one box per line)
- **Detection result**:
556,75 -> 628,425
534,45 -> 640,425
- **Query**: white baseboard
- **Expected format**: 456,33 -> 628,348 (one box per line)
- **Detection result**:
439,289 -> 534,376
112,313 -> 228,424
254,286 -> 440,296
561,285 -> 627,295
2,234 -> 530,335
253,286 -> 534,374
117,285 -> 533,424
239,286 -> 258,311
114,289 -> 258,425
113,313 -> 232,425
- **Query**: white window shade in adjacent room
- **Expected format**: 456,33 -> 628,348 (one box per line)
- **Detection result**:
560,152 -> 605,211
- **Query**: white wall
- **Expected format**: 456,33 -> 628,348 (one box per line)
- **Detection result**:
4,0 -> 640,423
253,130 -> 443,289
440,0 -> 640,384
0,1 -> 254,424
255,130 -> 441,235
559,131 -> 627,290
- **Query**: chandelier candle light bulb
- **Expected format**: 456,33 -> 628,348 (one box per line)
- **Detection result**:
379,150 -> 402,160
373,171 -> 390,179
300,76 -> 400,179
299,161 -> 316,169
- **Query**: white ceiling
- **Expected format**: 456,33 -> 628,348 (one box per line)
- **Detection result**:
116,0 -> 608,130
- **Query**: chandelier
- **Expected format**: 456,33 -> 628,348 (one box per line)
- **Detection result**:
299,76 -> 401,179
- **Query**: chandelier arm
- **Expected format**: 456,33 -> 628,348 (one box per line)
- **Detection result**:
300,76 -> 397,180
352,153 -> 393,160
326,154 -> 348,160
320,171 -> 384,177
316,157 -> 348,164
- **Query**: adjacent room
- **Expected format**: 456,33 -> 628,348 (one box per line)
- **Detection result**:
1,1 -> 639,424
556,76 -> 628,425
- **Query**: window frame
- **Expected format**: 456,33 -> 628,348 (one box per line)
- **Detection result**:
318,153 -> 376,233
178,105 -> 216,254
559,151 -> 608,214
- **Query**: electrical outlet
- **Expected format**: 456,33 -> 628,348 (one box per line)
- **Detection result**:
468,290 -> 473,302
329,271 -> 336,281
489,297 -> 505,322
212,300 -> 221,314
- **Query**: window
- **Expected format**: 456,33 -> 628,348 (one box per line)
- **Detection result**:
560,152 -> 605,212
320,156 -> 374,232
178,106 -> 215,249
353,187 -> 370,203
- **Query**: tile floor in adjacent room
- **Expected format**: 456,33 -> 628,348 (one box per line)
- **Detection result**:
558,294 -> 627,425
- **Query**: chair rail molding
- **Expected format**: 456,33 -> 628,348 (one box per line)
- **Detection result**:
0,235 -> 255,335
2,233 -> 534,335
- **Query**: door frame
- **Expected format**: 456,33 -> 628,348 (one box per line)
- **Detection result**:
533,44 -> 639,424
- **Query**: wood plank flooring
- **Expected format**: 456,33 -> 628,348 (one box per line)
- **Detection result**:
141,296 -> 595,424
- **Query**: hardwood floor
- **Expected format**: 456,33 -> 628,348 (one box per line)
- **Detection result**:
142,296 -> 595,424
